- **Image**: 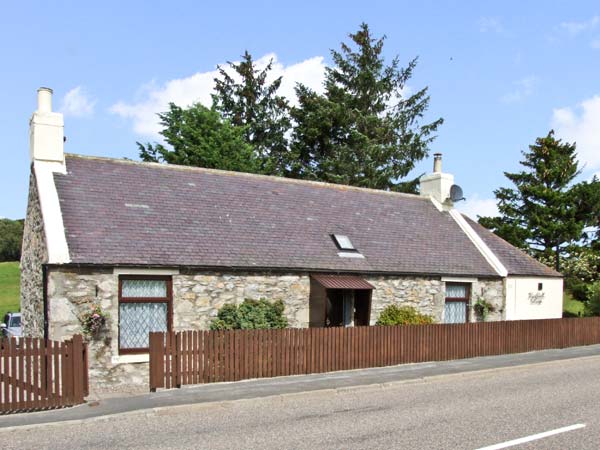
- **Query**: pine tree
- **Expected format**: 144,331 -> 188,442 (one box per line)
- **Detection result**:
289,23 -> 443,191
138,103 -> 258,173
213,51 -> 291,175
479,131 -> 585,271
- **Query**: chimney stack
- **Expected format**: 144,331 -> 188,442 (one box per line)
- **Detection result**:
419,153 -> 455,208
29,87 -> 64,163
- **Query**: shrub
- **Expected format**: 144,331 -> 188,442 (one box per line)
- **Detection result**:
376,305 -> 434,326
584,282 -> 600,317
210,299 -> 288,330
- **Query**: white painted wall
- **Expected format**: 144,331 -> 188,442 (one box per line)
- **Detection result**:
504,277 -> 563,320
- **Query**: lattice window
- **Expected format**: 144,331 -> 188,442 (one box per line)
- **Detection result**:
119,276 -> 171,353
444,301 -> 467,324
122,279 -> 167,298
119,303 -> 168,349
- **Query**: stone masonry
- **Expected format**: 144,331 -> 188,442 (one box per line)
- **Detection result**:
20,172 -> 47,338
367,276 -> 446,323
43,267 -> 505,391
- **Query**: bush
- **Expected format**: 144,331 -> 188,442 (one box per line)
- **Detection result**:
210,299 -> 288,330
584,282 -> 600,317
376,305 -> 434,326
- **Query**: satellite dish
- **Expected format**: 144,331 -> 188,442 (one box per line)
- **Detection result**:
449,184 -> 465,202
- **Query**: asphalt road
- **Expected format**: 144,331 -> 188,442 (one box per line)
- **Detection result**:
3,356 -> 600,449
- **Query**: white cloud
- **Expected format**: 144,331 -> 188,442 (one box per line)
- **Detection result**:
501,75 -> 538,103
478,17 -> 505,34
560,16 -> 599,35
552,95 -> 600,172
457,194 -> 499,221
110,53 -> 326,137
60,86 -> 95,117
591,38 -> 600,49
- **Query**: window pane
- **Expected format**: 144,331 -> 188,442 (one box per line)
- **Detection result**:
122,279 -> 167,298
444,301 -> 467,323
333,234 -> 355,250
119,302 -> 167,349
446,284 -> 468,298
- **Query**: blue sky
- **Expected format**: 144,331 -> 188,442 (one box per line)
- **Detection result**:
1,1 -> 599,220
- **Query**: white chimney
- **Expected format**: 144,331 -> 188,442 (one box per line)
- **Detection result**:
419,153 -> 455,207
29,87 -> 64,163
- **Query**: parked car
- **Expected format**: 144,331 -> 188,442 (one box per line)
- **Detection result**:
1,312 -> 22,340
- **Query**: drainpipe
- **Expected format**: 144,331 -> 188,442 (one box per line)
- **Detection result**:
43,264 -> 48,340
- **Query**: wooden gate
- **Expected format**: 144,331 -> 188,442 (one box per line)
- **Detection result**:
0,335 -> 88,414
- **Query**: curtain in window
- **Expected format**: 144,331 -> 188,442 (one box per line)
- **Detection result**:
119,303 -> 168,349
446,284 -> 468,298
444,301 -> 467,323
122,279 -> 167,298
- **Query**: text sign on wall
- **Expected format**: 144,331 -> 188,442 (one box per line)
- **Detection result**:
529,292 -> 545,305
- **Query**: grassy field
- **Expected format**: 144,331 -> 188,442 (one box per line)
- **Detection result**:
0,261 -> 20,320
563,291 -> 585,317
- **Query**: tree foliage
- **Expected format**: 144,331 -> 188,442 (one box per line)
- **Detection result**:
289,23 -> 443,191
213,51 -> 291,175
478,131 -> 585,271
210,299 -> 288,330
138,103 -> 259,173
0,219 -> 24,262
138,24 -> 443,193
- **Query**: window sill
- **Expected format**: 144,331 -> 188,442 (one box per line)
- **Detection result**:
111,354 -> 150,364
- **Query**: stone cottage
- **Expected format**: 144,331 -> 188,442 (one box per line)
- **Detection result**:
21,88 -> 562,389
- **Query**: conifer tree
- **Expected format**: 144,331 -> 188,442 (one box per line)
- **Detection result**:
479,131 -> 585,271
213,51 -> 290,175
289,23 -> 443,191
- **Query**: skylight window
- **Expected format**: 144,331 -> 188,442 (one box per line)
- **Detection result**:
332,234 -> 356,251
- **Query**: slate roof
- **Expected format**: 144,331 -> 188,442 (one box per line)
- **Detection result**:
50,154 -> 555,278
464,216 -> 562,278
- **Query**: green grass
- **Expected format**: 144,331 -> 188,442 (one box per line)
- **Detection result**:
563,291 -> 585,317
0,261 -> 20,320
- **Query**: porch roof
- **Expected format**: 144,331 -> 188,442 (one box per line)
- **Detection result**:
311,274 -> 375,290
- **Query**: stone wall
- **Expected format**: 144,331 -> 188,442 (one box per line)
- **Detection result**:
367,276 -> 446,323
46,268 -> 141,392
46,267 -> 505,391
20,171 -> 48,338
46,269 -> 311,392
470,279 -> 505,322
173,272 -> 310,330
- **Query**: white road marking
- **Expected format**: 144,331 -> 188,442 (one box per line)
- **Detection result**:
476,423 -> 586,450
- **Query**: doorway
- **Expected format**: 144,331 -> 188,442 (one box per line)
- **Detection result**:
325,289 -> 371,327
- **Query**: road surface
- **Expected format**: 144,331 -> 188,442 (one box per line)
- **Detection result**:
3,355 -> 600,449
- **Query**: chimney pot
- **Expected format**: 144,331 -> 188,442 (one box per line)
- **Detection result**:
37,87 -> 53,113
433,153 -> 442,173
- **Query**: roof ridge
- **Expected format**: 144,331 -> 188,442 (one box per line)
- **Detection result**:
64,153 -> 427,200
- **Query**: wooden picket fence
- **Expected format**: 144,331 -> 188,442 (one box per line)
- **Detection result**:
0,335 -> 88,414
149,317 -> 600,391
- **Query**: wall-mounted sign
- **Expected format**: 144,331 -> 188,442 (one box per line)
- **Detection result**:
529,292 -> 545,305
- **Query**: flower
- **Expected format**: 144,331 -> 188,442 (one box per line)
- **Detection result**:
80,304 -> 109,337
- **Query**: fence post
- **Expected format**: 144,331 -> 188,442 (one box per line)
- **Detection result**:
149,332 -> 165,391
71,335 -> 84,403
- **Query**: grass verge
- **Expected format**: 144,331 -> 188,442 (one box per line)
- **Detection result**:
563,291 -> 585,317
0,261 -> 20,320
